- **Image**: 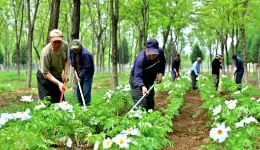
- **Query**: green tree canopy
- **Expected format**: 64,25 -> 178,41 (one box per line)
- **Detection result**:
0,51 -> 4,64
118,37 -> 129,64
190,43 -> 204,64
12,45 -> 27,65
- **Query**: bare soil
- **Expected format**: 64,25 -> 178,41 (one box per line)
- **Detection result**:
155,90 -> 209,150
0,88 -> 38,108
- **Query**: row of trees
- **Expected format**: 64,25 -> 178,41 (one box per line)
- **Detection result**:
0,0 -> 260,89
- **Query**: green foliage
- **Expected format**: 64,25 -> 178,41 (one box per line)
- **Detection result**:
198,73 -> 260,149
12,45 -> 28,65
118,37 -> 129,64
190,43 -> 204,63
0,70 -> 192,149
248,34 -> 260,63
0,51 -> 4,64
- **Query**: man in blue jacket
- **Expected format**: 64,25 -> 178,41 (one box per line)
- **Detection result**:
70,39 -> 94,106
191,57 -> 202,90
232,55 -> 244,90
130,39 -> 166,111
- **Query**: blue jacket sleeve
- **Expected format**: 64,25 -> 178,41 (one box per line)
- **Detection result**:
133,59 -> 145,89
158,49 -> 166,75
78,53 -> 93,79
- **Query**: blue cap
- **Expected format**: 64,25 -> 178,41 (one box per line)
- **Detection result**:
145,39 -> 159,54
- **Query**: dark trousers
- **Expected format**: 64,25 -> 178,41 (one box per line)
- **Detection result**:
235,72 -> 244,90
37,70 -> 64,103
76,78 -> 93,106
191,71 -> 198,90
129,75 -> 155,111
212,74 -> 219,91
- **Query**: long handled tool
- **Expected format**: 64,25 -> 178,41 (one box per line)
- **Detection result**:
128,81 -> 157,112
59,82 -> 65,103
74,70 -> 86,108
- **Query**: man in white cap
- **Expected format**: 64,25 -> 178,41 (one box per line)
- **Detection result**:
211,54 -> 222,91
37,29 -> 69,103
70,39 -> 94,106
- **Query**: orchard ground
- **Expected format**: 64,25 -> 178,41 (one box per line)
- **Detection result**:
0,72 -> 258,150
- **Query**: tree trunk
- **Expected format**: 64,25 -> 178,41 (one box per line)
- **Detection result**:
224,34 -> 229,75
26,0 -> 39,88
240,0 -> 249,83
240,26 -> 248,83
110,0 -> 119,88
47,0 -> 61,43
220,36 -> 225,74
11,0 -> 25,77
231,23 -> 235,75
70,0 -> 80,93
71,0 -> 80,40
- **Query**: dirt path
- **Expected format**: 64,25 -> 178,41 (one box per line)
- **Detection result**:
155,89 -> 209,150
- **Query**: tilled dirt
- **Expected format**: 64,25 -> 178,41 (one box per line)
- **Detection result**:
155,89 -> 210,150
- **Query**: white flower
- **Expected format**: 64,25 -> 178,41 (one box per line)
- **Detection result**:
34,103 -> 46,110
213,105 -> 222,116
168,90 -> 173,94
58,136 -> 73,148
93,141 -> 100,150
209,122 -> 231,143
121,126 -> 140,136
221,75 -> 227,78
201,84 -> 205,87
148,109 -> 153,113
175,83 -> 181,88
210,95 -> 214,98
235,116 -> 258,128
103,137 -> 113,149
103,90 -> 114,100
123,85 -> 131,92
90,117 -> 99,125
1,113 -> 14,121
235,120 -> 244,128
251,97 -> 256,100
7,84 -> 11,87
225,100 -> 237,110
55,102 -> 73,112
128,110 -> 142,118
112,134 -> 129,149
13,109 -> 31,121
20,95 -> 33,102
0,117 -> 8,127
116,85 -> 123,90
243,116 -> 258,124
241,86 -> 248,91
234,91 -> 240,95
257,98 -> 260,103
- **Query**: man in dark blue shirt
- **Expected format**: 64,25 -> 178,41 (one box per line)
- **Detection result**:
130,39 -> 166,111
171,54 -> 181,81
212,54 -> 222,91
70,39 -> 95,106
232,55 -> 244,90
